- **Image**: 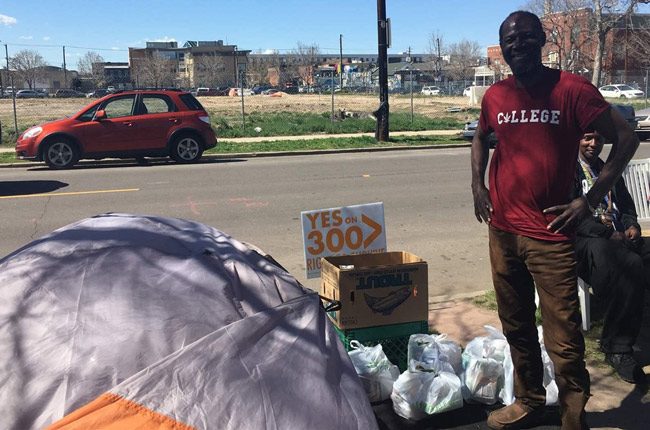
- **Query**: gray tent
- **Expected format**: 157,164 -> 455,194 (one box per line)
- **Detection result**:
0,213 -> 376,429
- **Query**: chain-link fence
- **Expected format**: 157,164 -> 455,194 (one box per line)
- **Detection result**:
0,43 -> 479,146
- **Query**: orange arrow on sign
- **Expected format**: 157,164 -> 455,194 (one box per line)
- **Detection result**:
362,214 -> 382,247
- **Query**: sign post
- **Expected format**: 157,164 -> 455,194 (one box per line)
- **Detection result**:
301,202 -> 387,279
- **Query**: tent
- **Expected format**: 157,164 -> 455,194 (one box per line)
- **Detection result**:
0,213 -> 377,429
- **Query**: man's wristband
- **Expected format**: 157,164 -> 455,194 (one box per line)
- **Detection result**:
582,195 -> 596,214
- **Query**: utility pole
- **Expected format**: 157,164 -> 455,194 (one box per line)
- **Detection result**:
374,0 -> 389,142
63,45 -> 67,89
408,47 -> 413,124
339,34 -> 343,89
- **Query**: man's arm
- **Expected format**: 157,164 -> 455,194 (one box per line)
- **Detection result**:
544,107 -> 639,233
471,123 -> 493,224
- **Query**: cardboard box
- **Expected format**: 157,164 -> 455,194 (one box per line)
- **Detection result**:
320,251 -> 428,330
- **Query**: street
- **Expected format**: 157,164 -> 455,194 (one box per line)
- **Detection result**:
2,143 -> 649,299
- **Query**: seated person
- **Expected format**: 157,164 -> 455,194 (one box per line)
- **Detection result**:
574,130 -> 650,383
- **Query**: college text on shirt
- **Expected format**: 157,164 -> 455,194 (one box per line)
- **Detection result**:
496,109 -> 561,125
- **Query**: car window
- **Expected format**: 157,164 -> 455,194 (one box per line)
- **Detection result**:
101,96 -> 136,119
78,104 -> 100,122
140,95 -> 176,114
179,93 -> 205,111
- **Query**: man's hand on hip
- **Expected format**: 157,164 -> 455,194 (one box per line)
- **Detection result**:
543,196 -> 591,234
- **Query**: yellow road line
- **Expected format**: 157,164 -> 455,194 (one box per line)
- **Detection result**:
0,188 -> 140,199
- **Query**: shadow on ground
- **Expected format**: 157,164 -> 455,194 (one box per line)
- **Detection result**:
0,180 -> 68,196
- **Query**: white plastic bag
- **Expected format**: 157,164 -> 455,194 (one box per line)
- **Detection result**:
348,340 -> 400,402
461,325 -> 508,404
498,326 -> 558,406
391,370 -> 463,420
408,334 -> 462,374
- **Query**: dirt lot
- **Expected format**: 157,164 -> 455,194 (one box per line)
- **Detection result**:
0,94 -> 478,142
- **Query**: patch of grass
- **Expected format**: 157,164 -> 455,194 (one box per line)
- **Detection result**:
470,290 -> 607,368
213,111 -> 466,138
0,151 -> 21,164
471,289 -> 498,312
209,135 -> 466,153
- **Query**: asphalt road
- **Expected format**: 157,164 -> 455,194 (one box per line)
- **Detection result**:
1,143 -> 649,300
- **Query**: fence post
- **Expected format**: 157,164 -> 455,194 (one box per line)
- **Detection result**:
5,44 -> 17,136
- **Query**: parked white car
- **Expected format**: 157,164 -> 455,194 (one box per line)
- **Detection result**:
635,107 -> 650,140
598,84 -> 644,99
421,85 -> 442,96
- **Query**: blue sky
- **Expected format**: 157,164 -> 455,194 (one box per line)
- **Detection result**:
1,1 -> 649,69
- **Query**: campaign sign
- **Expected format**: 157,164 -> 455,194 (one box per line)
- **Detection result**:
301,202 -> 386,278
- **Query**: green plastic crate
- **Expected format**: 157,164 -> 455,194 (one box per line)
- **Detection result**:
334,320 -> 429,372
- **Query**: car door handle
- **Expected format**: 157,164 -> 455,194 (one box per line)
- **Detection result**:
122,122 -> 134,127
168,118 -> 180,124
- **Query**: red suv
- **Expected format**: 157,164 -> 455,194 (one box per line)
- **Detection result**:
15,89 -> 217,169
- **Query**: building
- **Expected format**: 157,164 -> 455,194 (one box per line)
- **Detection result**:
540,8 -> 650,85
128,41 -> 249,89
483,9 -> 650,86
1,65 -> 78,92
92,62 -> 131,89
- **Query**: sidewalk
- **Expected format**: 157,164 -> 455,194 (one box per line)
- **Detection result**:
0,129 -> 464,155
374,296 -> 650,430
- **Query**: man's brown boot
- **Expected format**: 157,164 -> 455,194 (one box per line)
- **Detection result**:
487,401 -> 544,430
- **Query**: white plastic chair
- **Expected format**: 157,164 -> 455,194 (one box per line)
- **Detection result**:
535,278 -> 590,331
622,158 -> 650,222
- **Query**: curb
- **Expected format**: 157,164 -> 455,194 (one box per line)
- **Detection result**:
0,142 -> 472,169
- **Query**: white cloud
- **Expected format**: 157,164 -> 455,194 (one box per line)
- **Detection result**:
146,36 -> 176,43
43,36 -> 50,41
111,47 -> 120,51
263,49 -> 278,55
0,14 -> 17,26
19,35 -> 33,40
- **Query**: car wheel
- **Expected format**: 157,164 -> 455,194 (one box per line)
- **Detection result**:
170,133 -> 203,163
44,139 -> 79,169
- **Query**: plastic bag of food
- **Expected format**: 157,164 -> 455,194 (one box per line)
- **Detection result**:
461,325 -> 508,404
391,370 -> 463,420
348,340 -> 400,402
498,326 -> 558,406
408,333 -> 462,374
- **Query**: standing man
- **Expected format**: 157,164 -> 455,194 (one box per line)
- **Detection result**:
471,10 -> 639,430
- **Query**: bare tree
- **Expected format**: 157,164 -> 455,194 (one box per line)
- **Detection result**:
194,54 -> 230,87
9,49 -> 47,89
292,42 -> 320,86
527,0 -> 593,71
446,39 -> 482,81
247,52 -> 274,86
266,51 -> 293,87
77,51 -> 105,88
625,17 -> 650,72
527,0 -> 646,85
427,30 -> 445,78
590,0 -> 650,85
131,53 -> 176,88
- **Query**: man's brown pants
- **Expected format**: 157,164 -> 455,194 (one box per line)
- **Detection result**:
489,227 -> 590,430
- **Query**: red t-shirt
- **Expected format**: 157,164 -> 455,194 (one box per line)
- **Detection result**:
479,68 -> 609,241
